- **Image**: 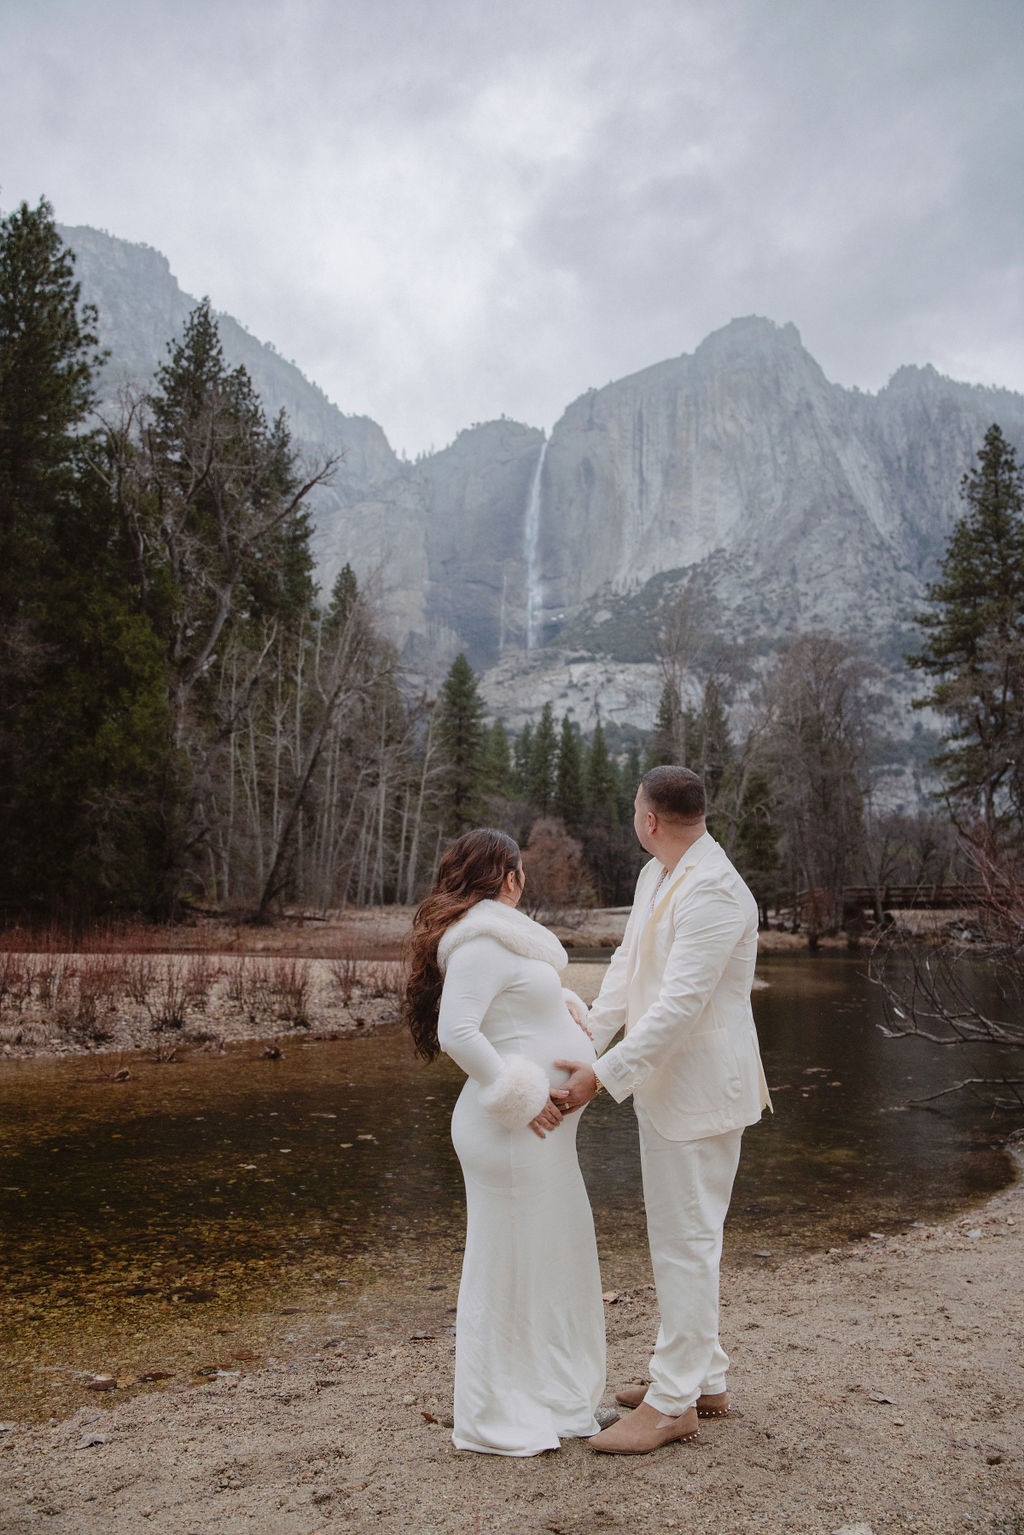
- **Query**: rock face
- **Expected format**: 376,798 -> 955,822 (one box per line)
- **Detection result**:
536,318 -> 1024,648
61,224 -> 400,588
63,225 -> 544,669
339,317 -> 1024,683
64,226 -> 1024,721
274,420 -> 546,670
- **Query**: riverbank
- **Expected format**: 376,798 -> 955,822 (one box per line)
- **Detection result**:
0,902 -> 921,1061
1,1153 -> 1020,1535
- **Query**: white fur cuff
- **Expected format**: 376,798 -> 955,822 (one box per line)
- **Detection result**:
478,1057 -> 551,1129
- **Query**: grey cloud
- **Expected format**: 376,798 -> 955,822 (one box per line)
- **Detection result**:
0,0 -> 1020,453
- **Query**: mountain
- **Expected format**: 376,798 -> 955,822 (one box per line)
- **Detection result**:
60,224 -> 399,575
63,226 -> 1024,734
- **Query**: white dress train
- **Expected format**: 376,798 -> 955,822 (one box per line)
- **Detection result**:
436,900 -> 605,1456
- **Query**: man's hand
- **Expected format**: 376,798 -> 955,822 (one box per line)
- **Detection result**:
554,1060 -> 600,1113
528,1098 -> 564,1139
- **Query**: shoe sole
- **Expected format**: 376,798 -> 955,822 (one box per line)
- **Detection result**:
590,1428 -> 700,1455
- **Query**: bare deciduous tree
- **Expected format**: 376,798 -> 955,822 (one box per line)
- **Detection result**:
759,633 -> 877,938
869,834 -> 1024,1106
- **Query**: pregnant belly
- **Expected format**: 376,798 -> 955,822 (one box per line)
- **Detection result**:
539,1012 -> 597,1084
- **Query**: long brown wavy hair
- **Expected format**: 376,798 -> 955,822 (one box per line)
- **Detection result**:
402,828 -> 522,1062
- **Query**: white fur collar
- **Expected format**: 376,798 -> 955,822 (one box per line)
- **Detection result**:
437,899 -> 567,975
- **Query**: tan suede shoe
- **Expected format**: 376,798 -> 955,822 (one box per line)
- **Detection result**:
614,1384 -> 731,1417
589,1402 -> 699,1454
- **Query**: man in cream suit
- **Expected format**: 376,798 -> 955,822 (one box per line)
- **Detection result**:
555,765 -> 771,1455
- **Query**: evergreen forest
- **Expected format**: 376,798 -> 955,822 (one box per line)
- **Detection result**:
2,199 -> 1023,929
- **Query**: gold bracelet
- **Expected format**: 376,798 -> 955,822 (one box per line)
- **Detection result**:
592,1075 -> 604,1095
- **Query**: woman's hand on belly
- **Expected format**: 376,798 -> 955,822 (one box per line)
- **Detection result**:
528,1097 -> 565,1139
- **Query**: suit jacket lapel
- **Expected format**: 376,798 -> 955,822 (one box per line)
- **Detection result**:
646,832 -> 717,932
627,859 -> 664,971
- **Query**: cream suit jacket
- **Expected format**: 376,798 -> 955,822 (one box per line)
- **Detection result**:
590,832 -> 771,1140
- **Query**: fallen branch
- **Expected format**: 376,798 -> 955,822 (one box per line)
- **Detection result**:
908,1077 -> 1024,1107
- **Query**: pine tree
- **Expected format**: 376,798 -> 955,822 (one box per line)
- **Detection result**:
645,679 -> 686,769
909,424 -> 1024,833
0,198 -> 101,581
0,201 -> 171,913
554,716 -> 586,831
689,678 -> 733,798
511,721 -> 534,799
14,473 -> 171,912
481,718 -> 514,798
436,654 -> 486,833
586,719 -> 617,824
527,702 -> 558,813
106,299 -> 332,909
0,197 -> 102,702
732,767 -> 779,920
135,299 -> 320,730
327,563 -> 359,628
761,633 -> 872,935
617,742 -> 643,822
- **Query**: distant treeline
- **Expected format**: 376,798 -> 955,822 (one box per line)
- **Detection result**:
1,199 -> 1021,927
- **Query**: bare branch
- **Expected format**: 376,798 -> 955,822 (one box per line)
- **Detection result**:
908,1078 -> 1024,1107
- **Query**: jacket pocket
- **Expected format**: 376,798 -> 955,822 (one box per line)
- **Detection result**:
661,1027 -> 743,1113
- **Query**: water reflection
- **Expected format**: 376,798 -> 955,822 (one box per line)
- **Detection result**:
0,954 -> 1017,1420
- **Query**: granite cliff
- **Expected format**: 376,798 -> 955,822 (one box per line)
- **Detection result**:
61,224 -> 399,575
63,226 -> 1024,730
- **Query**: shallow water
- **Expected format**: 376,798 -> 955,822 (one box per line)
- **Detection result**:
0,954 -> 1018,1419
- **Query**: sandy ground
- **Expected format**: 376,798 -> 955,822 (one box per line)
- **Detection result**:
1,1151 -> 1021,1535
3,911 -> 1019,1533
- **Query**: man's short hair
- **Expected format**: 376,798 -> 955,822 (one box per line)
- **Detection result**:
640,765 -> 706,822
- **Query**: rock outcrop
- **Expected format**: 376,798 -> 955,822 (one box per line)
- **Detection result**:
63,227 -> 1024,725
61,224 -> 399,585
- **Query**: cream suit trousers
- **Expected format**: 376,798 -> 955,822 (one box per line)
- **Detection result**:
635,1109 -> 743,1416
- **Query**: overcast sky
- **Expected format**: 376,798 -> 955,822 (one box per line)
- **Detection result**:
2,0 -> 1021,456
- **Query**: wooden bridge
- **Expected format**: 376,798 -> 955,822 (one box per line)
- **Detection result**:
785,884 -> 986,931
838,884 -> 985,913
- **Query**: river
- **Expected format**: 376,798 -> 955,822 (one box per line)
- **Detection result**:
0,954 -> 1018,1420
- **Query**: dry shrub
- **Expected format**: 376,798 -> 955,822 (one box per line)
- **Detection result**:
183,954 -> 218,1013
145,959 -> 192,1032
0,952 -> 30,1015
329,951 -> 360,1006
53,959 -> 119,1042
521,818 -> 590,912
0,1017 -> 50,1049
268,957 -> 313,1028
233,959 -> 274,1022
225,957 -> 252,1005
81,956 -> 123,1018
123,954 -> 157,1007
185,1025 -> 222,1045
34,951 -> 73,1009
359,959 -> 403,1000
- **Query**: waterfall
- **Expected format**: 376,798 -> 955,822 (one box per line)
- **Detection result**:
523,437 -> 548,650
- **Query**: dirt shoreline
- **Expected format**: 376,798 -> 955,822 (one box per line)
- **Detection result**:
0,904 -> 902,1063
2,1150 -> 1021,1534
4,916 -> 1020,1532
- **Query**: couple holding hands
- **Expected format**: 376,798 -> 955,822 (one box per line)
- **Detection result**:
402,765 -> 771,1457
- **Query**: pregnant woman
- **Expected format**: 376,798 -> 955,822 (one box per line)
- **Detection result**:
403,828 -> 605,1456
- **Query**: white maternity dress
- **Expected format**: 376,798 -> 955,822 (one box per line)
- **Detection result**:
436,899 -> 606,1456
